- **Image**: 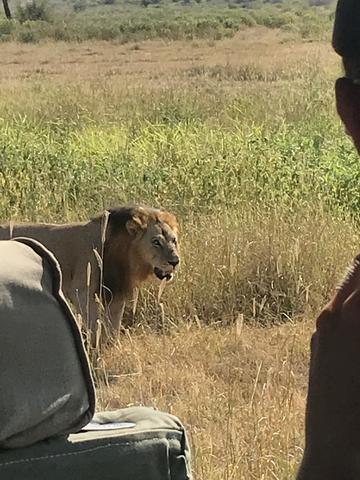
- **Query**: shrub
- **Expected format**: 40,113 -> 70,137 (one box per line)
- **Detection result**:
0,18 -> 15,38
73,0 -> 87,12
16,0 -> 52,23
0,2 -> 335,44
309,0 -> 332,5
15,21 -> 40,42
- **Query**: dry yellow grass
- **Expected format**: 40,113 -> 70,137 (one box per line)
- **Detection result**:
91,208 -> 358,479
98,321 -> 311,479
0,27 -> 338,87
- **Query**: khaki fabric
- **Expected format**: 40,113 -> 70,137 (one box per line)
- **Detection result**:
0,407 -> 192,480
0,238 -> 95,448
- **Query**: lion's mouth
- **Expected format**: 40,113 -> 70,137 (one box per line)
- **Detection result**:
154,267 -> 174,282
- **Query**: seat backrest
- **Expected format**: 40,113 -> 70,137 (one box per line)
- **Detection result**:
0,238 -> 95,449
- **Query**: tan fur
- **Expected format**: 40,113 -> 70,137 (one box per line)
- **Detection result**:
0,205 -> 180,341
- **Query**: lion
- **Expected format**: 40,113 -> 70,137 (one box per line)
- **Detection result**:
0,205 -> 180,341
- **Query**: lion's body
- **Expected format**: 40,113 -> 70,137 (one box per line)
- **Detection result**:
0,218 -> 105,335
0,205 -> 180,340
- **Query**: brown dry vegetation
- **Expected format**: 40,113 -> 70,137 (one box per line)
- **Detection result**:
0,28 -> 335,85
1,25 -> 357,479
99,321 -> 311,479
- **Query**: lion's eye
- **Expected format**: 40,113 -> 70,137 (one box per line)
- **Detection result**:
172,238 -> 177,246
152,239 -> 161,247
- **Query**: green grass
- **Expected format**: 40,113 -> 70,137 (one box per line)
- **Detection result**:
1,76 -> 358,220
0,1 -> 335,43
1,47 -> 359,327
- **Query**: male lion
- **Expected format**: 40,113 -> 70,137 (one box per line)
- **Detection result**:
0,205 -> 180,340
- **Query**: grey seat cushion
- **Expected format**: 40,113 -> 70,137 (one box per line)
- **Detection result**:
0,238 -> 95,449
0,407 -> 193,480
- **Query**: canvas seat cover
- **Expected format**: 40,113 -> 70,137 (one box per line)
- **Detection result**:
0,238 -> 95,449
0,407 -> 193,480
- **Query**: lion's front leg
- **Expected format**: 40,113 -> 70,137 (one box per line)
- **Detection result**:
106,295 -> 126,336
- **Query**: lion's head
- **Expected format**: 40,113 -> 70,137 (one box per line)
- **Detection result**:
106,205 -> 180,284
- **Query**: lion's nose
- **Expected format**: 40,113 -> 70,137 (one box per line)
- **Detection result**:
169,257 -> 179,267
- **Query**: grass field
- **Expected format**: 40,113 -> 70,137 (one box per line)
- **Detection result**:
0,1 -> 334,43
1,9 -> 359,478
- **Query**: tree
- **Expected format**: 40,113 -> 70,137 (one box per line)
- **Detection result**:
2,0 -> 11,19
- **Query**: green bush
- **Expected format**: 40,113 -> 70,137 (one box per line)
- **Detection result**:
0,18 -> 15,38
0,2 -> 334,44
73,0 -> 87,12
309,0 -> 332,5
15,20 -> 42,42
16,0 -> 52,23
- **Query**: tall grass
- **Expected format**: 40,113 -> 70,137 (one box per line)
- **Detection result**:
99,321 -> 310,480
0,27 -> 357,479
1,55 -> 358,324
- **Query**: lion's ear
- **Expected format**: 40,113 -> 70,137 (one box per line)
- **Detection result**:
126,216 -> 144,236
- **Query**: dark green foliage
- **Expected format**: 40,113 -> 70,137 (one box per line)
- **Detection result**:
309,0 -> 332,5
16,0 -> 52,23
0,1 -> 334,43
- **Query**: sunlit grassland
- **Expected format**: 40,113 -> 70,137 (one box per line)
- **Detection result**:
0,25 -> 358,478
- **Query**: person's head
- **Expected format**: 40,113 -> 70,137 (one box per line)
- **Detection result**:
333,0 -> 360,153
